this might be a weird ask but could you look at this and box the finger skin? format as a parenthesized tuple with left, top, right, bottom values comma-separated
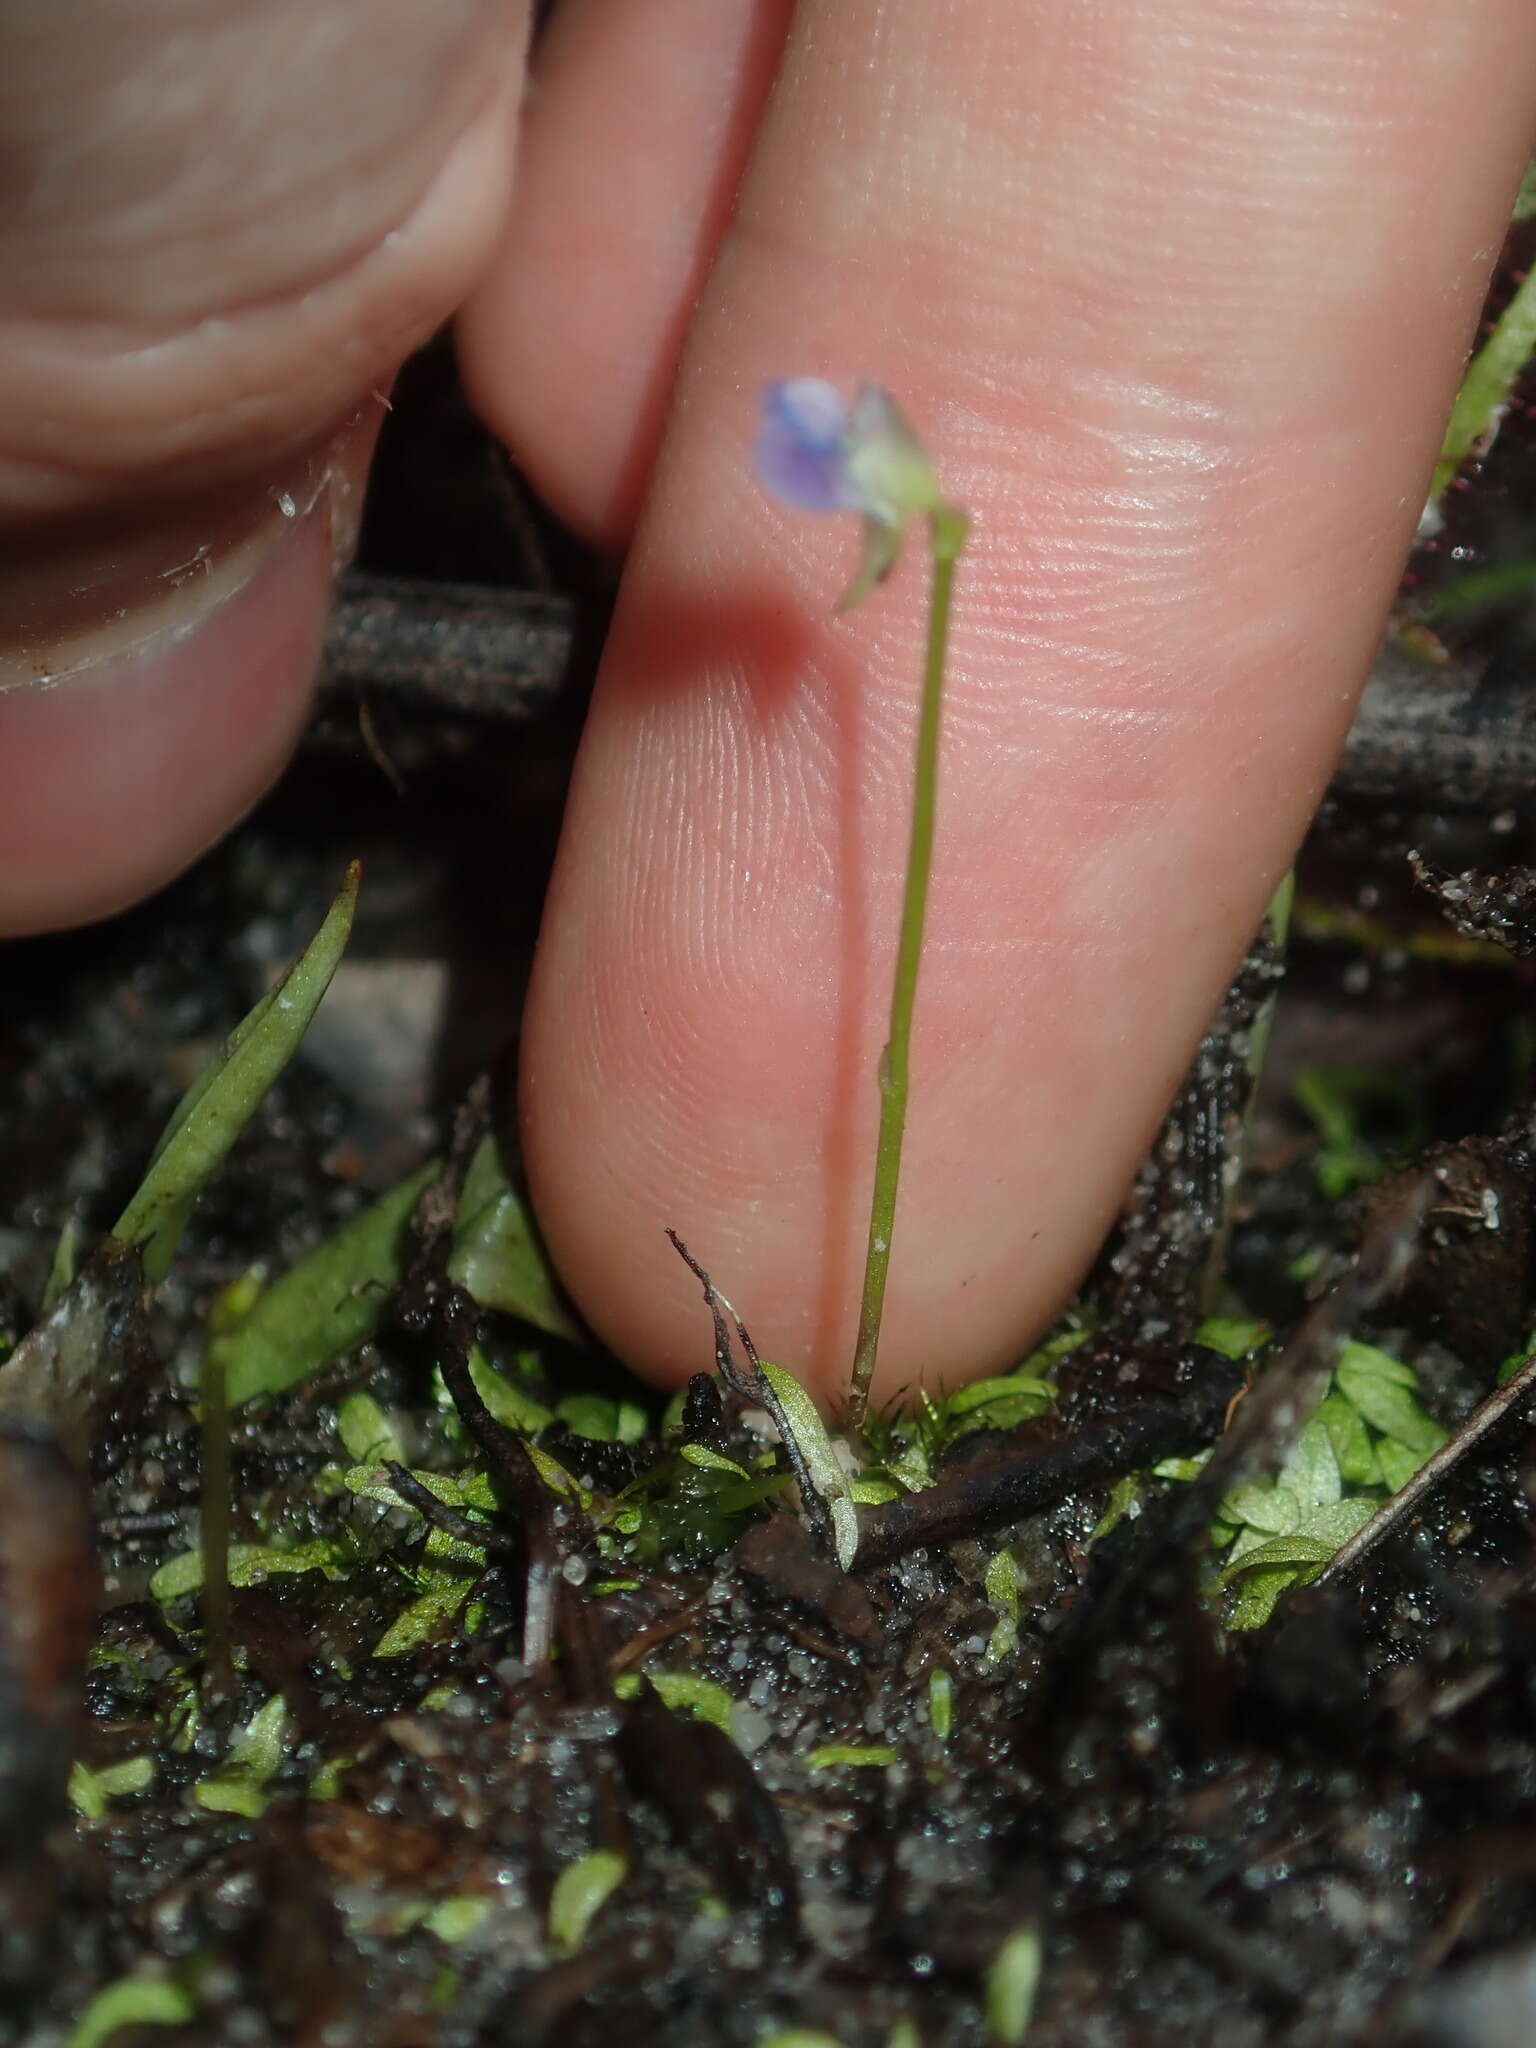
(0, 0, 529, 933)
(459, 0, 794, 548)
(510, 0, 1536, 1401)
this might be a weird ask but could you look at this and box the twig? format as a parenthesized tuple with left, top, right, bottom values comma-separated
(666, 1231, 837, 1560)
(1314, 1346, 1536, 1590)
(852, 1356, 1243, 1569)
(320, 572, 578, 719)
(381, 1461, 514, 1556)
(315, 575, 1536, 811)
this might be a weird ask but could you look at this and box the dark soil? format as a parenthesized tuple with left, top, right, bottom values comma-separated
(3, 261, 1536, 2048)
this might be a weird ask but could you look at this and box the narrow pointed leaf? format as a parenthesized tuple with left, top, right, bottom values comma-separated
(113, 865, 360, 1286)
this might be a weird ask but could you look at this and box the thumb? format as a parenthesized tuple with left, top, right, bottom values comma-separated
(0, 0, 528, 934)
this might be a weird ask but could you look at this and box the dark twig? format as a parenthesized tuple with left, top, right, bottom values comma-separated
(1339, 637, 1536, 810)
(665, 1231, 837, 1560)
(664, 1231, 759, 1405)
(321, 572, 578, 720)
(852, 1357, 1244, 1568)
(381, 1461, 514, 1557)
(1314, 1346, 1536, 1590)
(316, 578, 1536, 811)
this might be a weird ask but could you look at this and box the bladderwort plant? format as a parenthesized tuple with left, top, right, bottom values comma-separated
(756, 381, 969, 1431)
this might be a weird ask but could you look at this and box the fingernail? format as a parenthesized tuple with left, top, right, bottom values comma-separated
(0, 401, 384, 933)
(0, 400, 382, 697)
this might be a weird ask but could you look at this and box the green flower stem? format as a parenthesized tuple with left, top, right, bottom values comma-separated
(848, 503, 969, 1431)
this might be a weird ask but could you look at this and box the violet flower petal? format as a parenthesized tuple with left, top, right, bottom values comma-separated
(755, 379, 856, 513)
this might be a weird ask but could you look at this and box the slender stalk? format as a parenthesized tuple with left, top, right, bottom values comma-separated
(847, 505, 969, 1431)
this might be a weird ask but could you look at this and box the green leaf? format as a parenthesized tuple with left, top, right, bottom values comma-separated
(646, 1673, 736, 1736)
(548, 1849, 627, 1955)
(759, 1360, 859, 1570)
(1377, 1437, 1434, 1492)
(1287, 1413, 1342, 1513)
(1315, 1391, 1381, 1489)
(983, 1549, 1020, 1668)
(193, 1693, 289, 1817)
(1090, 1473, 1142, 1541)
(42, 1217, 81, 1314)
(985, 1924, 1043, 2046)
(1432, 265, 1536, 502)
(1195, 1317, 1270, 1361)
(68, 1755, 155, 1821)
(220, 1164, 434, 1406)
(114, 866, 359, 1286)
(524, 1442, 586, 1502)
(1151, 1456, 1208, 1483)
(421, 1896, 490, 1944)
(1222, 1482, 1301, 1537)
(373, 1575, 478, 1658)
(449, 1135, 579, 1341)
(151, 1538, 346, 1606)
(945, 1373, 1057, 1419)
(337, 1391, 404, 1466)
(928, 1668, 953, 1742)
(555, 1393, 649, 1444)
(680, 1444, 752, 1479)
(468, 1346, 554, 1433)
(1335, 1358, 1446, 1458)
(344, 1462, 492, 1512)
(1220, 1500, 1377, 1629)
(803, 1745, 897, 1770)
(68, 1972, 194, 2048)
(1334, 1340, 1419, 1389)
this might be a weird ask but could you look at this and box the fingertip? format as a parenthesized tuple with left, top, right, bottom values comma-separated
(0, 486, 337, 936)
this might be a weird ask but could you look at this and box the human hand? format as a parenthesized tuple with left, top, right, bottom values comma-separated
(4, 0, 1533, 1404)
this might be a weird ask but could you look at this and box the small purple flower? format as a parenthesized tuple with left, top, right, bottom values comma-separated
(756, 379, 944, 607)
(756, 379, 859, 514)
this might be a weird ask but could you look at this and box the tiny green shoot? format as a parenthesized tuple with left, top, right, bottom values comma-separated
(985, 1924, 1044, 2046)
(803, 1744, 897, 1771)
(113, 864, 359, 1286)
(67, 1972, 194, 2048)
(928, 1667, 954, 1742)
(548, 1849, 627, 1955)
